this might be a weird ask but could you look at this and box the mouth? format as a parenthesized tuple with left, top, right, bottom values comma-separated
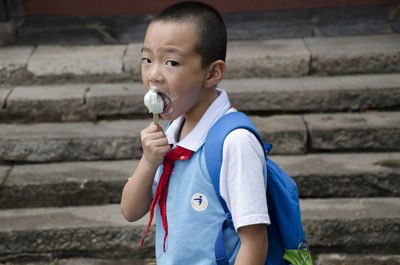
(151, 87, 170, 114)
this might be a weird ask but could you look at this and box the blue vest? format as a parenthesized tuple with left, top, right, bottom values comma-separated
(153, 104, 240, 264)
(154, 147, 240, 265)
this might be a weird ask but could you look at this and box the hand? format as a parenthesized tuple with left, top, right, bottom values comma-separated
(140, 122, 171, 168)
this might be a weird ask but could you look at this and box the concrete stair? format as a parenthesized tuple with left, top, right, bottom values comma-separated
(0, 33, 399, 264)
(0, 153, 399, 209)
(1, 34, 399, 85)
(0, 199, 399, 261)
(0, 112, 398, 163)
(1, 74, 399, 123)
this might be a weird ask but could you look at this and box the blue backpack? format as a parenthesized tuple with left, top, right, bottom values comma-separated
(204, 111, 313, 265)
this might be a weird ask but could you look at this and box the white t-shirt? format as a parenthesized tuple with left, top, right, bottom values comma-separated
(163, 89, 270, 231)
(221, 128, 270, 231)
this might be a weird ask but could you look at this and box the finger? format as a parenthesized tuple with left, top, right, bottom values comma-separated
(142, 123, 162, 134)
(151, 122, 164, 131)
(143, 145, 171, 162)
(143, 131, 167, 142)
(141, 129, 164, 143)
(148, 122, 164, 133)
(151, 137, 170, 148)
(142, 135, 169, 152)
(158, 145, 172, 155)
(144, 137, 170, 152)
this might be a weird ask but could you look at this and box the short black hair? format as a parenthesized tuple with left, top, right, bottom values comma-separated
(152, 1, 227, 68)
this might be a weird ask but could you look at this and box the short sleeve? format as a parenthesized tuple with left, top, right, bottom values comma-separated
(220, 128, 270, 231)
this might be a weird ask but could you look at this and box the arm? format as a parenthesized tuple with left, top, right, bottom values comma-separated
(120, 122, 170, 222)
(235, 224, 268, 265)
(220, 129, 270, 264)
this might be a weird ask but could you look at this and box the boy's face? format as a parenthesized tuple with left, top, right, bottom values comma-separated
(141, 21, 209, 121)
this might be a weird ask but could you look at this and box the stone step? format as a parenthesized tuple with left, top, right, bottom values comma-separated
(0, 34, 399, 85)
(0, 258, 157, 265)
(4, 254, 400, 265)
(0, 204, 154, 262)
(1, 73, 399, 123)
(0, 111, 399, 163)
(0, 198, 399, 262)
(0, 153, 399, 209)
(224, 73, 400, 114)
(303, 111, 400, 152)
(314, 254, 400, 265)
(0, 160, 135, 208)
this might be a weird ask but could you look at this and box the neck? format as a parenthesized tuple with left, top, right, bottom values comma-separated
(180, 88, 218, 140)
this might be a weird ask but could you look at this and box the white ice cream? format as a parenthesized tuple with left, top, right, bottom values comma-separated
(144, 88, 164, 114)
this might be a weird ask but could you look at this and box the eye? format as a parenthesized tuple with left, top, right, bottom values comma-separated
(166, 60, 180, 67)
(141, 57, 151, 64)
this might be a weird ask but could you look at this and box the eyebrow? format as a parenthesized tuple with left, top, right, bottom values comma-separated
(141, 46, 185, 57)
(141, 47, 150, 54)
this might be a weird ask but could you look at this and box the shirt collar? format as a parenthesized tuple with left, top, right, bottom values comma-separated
(165, 88, 231, 152)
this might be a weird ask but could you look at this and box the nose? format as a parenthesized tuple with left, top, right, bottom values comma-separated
(148, 63, 164, 84)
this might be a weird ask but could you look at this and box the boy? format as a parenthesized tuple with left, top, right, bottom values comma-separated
(120, 1, 269, 264)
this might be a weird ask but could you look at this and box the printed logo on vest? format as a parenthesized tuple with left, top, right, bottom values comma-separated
(191, 193, 208, 211)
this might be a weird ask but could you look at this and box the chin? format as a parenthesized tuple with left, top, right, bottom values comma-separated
(161, 112, 176, 121)
(163, 107, 186, 121)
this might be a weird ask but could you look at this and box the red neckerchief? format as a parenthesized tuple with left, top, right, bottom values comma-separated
(141, 145, 193, 251)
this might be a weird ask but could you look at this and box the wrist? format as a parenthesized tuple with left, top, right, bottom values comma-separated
(141, 155, 162, 172)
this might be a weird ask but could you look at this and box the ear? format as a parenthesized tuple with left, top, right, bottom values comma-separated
(204, 60, 226, 89)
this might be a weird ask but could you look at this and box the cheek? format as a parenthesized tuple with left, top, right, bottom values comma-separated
(173, 70, 204, 93)
(174, 86, 202, 115)
(162, 87, 196, 116)
(174, 81, 202, 102)
(141, 66, 149, 82)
